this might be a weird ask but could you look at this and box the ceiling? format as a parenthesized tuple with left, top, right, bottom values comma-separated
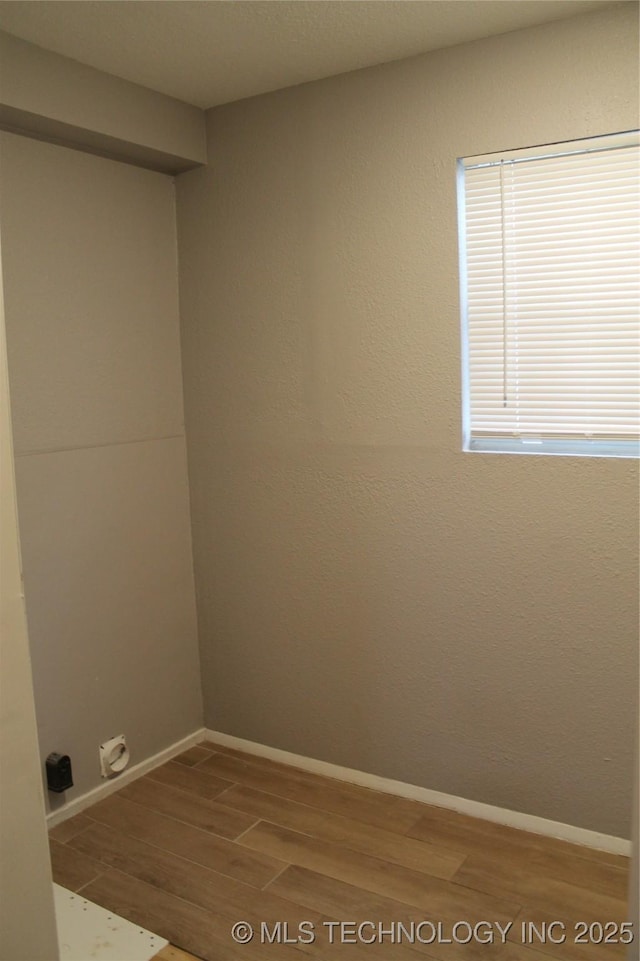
(0, 0, 619, 109)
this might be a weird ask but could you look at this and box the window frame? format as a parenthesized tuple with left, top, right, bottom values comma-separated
(457, 131, 640, 459)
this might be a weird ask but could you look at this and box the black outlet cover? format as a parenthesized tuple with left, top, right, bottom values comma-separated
(46, 752, 73, 793)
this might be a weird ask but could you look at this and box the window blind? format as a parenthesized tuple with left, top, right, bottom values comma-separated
(459, 132, 640, 457)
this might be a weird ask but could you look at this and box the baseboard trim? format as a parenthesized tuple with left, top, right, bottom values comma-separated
(204, 729, 631, 857)
(46, 727, 206, 829)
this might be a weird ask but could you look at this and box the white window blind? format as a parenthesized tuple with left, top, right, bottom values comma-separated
(459, 132, 640, 457)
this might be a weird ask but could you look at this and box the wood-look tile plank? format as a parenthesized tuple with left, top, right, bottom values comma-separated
(120, 775, 257, 839)
(266, 864, 448, 922)
(148, 759, 234, 800)
(199, 744, 334, 781)
(82, 868, 263, 961)
(48, 813, 94, 844)
(88, 794, 285, 887)
(474, 849, 627, 902)
(289, 924, 422, 961)
(174, 745, 216, 767)
(202, 745, 422, 821)
(49, 838, 103, 891)
(454, 854, 627, 923)
(498, 946, 572, 961)
(200, 741, 269, 757)
(242, 821, 519, 924)
(199, 753, 420, 833)
(269, 864, 522, 961)
(508, 907, 628, 961)
(268, 864, 426, 941)
(216, 784, 463, 879)
(408, 807, 628, 871)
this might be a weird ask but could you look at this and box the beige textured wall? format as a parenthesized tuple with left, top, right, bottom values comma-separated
(177, 4, 639, 838)
(0, 240, 59, 960)
(0, 31, 207, 172)
(0, 132, 203, 809)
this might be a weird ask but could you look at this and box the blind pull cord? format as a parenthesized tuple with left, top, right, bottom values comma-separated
(500, 160, 509, 408)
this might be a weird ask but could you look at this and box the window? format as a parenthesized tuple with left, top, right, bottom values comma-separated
(458, 131, 640, 457)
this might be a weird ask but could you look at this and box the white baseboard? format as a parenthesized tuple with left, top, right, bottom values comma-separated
(204, 729, 631, 857)
(48, 724, 630, 858)
(46, 727, 206, 829)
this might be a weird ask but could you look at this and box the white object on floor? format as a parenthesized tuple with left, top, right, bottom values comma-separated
(54, 884, 168, 961)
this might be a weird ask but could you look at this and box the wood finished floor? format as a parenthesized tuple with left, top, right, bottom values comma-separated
(49, 741, 631, 961)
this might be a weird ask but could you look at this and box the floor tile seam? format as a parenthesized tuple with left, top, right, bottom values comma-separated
(196, 747, 422, 815)
(103, 790, 269, 846)
(202, 773, 435, 841)
(257, 854, 526, 925)
(235, 816, 466, 885)
(67, 817, 288, 891)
